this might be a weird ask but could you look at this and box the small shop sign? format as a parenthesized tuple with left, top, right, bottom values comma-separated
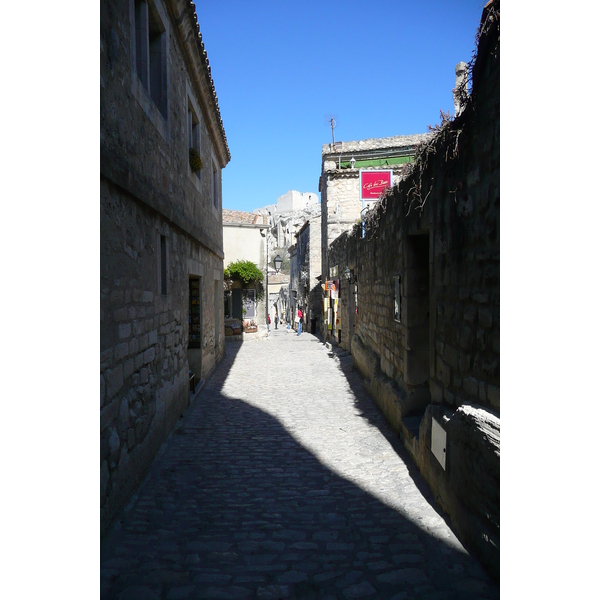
(359, 169, 393, 200)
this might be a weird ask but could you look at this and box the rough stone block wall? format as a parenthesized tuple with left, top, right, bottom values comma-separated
(101, 0, 228, 535)
(322, 134, 432, 157)
(100, 179, 224, 534)
(324, 0, 500, 578)
(277, 190, 319, 213)
(325, 176, 362, 235)
(320, 133, 433, 282)
(100, 0, 225, 254)
(309, 216, 322, 291)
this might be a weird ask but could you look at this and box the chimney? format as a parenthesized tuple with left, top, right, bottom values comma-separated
(454, 61, 468, 116)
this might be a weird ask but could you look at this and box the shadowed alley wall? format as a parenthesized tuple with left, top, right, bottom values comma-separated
(324, 0, 500, 579)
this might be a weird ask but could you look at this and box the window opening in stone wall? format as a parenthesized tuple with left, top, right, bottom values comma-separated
(189, 277, 201, 348)
(405, 233, 430, 386)
(160, 234, 167, 295)
(134, 1, 149, 90)
(214, 280, 220, 349)
(188, 99, 201, 180)
(394, 274, 402, 322)
(134, 0, 167, 119)
(212, 162, 218, 209)
(148, 3, 166, 117)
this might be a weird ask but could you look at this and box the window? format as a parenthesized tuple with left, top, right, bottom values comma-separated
(134, 1, 149, 90)
(188, 97, 201, 180)
(134, 0, 167, 119)
(189, 277, 201, 348)
(212, 162, 219, 209)
(160, 235, 167, 295)
(394, 274, 402, 322)
(214, 280, 220, 349)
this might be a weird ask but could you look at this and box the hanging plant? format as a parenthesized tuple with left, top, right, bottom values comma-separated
(189, 147, 203, 172)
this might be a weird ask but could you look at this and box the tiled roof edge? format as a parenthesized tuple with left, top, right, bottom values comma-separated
(185, 2, 231, 164)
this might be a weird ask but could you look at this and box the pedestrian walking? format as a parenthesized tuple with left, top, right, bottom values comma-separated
(274, 314, 278, 329)
(297, 307, 303, 336)
(267, 313, 271, 333)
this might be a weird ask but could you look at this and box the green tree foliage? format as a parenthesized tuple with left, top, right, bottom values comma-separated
(224, 260, 264, 285)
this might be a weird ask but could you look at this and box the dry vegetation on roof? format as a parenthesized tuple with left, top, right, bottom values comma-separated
(357, 0, 499, 241)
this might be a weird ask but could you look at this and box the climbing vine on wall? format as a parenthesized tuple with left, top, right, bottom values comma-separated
(223, 260, 265, 300)
(358, 0, 499, 242)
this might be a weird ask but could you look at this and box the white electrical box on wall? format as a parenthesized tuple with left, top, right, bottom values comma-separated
(431, 417, 447, 470)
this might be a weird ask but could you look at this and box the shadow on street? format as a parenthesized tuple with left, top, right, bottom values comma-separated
(101, 339, 498, 599)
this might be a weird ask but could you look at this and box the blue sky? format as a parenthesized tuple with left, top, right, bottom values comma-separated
(194, 1, 487, 212)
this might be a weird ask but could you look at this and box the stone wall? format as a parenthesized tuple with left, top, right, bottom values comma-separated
(319, 135, 431, 293)
(324, 0, 499, 579)
(323, 134, 433, 156)
(276, 190, 319, 213)
(295, 216, 322, 331)
(223, 223, 267, 272)
(101, 0, 229, 535)
(253, 195, 322, 266)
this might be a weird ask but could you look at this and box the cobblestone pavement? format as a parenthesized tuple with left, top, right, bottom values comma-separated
(101, 329, 500, 600)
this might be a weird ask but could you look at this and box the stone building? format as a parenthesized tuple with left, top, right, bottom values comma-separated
(267, 273, 290, 327)
(319, 133, 431, 296)
(222, 210, 268, 337)
(324, 0, 500, 579)
(288, 242, 298, 325)
(248, 190, 322, 327)
(293, 215, 322, 334)
(100, 0, 230, 535)
(253, 190, 321, 272)
(275, 190, 319, 214)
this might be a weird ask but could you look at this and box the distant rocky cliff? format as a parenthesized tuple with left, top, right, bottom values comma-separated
(253, 190, 321, 272)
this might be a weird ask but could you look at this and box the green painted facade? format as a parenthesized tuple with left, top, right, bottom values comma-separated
(339, 155, 414, 169)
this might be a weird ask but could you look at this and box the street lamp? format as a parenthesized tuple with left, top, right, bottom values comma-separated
(273, 254, 282, 273)
(344, 266, 357, 283)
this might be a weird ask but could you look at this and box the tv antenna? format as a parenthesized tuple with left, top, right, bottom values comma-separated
(325, 114, 340, 151)
(329, 116, 336, 145)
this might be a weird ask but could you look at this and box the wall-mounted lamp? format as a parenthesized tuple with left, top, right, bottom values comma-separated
(273, 254, 282, 273)
(343, 266, 357, 283)
(350, 156, 356, 170)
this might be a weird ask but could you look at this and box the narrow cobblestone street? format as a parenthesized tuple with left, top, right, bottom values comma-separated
(101, 329, 499, 600)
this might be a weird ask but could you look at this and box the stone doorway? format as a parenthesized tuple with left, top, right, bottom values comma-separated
(188, 276, 202, 382)
(404, 233, 430, 388)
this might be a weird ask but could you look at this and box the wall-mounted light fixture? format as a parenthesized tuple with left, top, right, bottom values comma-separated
(343, 266, 357, 283)
(350, 156, 356, 170)
(273, 254, 282, 273)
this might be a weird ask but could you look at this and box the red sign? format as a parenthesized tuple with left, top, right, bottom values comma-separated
(360, 170, 393, 200)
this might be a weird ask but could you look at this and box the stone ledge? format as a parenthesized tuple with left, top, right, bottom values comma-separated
(351, 334, 430, 432)
(414, 402, 500, 581)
